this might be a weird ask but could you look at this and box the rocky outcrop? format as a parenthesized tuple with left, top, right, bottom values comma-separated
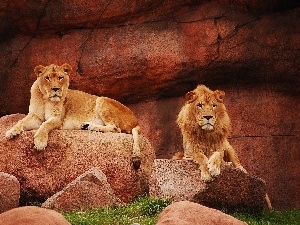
(42, 167, 122, 211)
(156, 201, 247, 225)
(0, 1, 299, 115)
(0, 206, 71, 225)
(0, 114, 155, 205)
(150, 159, 267, 213)
(0, 172, 20, 213)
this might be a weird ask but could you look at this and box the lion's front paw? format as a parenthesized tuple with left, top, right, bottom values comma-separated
(5, 127, 22, 139)
(201, 169, 213, 182)
(207, 153, 222, 177)
(34, 132, 48, 151)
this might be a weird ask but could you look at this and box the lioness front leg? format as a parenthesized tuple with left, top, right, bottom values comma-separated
(5, 113, 42, 139)
(207, 151, 223, 177)
(34, 117, 61, 150)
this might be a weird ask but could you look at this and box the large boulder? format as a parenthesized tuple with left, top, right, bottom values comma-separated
(156, 201, 247, 225)
(0, 114, 155, 205)
(0, 172, 20, 213)
(150, 159, 267, 213)
(0, 206, 71, 225)
(42, 167, 122, 211)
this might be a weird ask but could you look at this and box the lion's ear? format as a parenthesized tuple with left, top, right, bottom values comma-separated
(185, 91, 197, 103)
(214, 90, 225, 103)
(34, 65, 46, 77)
(61, 63, 72, 75)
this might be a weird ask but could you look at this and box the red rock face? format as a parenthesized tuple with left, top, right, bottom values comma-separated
(0, 0, 299, 210)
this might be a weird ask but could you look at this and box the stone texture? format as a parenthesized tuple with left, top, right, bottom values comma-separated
(0, 1, 299, 115)
(0, 0, 299, 211)
(150, 159, 267, 213)
(0, 172, 20, 213)
(156, 201, 247, 225)
(42, 167, 122, 211)
(0, 206, 71, 225)
(0, 114, 155, 205)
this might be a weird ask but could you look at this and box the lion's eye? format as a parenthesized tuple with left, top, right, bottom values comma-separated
(45, 76, 50, 81)
(197, 103, 203, 108)
(212, 104, 217, 108)
(58, 76, 64, 81)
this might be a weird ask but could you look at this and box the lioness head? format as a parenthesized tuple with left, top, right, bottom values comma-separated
(34, 63, 72, 102)
(185, 85, 227, 131)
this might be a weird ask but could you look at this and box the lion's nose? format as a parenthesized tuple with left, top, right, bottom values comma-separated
(203, 116, 213, 120)
(52, 87, 59, 92)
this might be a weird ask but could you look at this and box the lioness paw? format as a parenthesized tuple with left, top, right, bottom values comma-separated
(34, 134, 48, 151)
(207, 162, 221, 177)
(5, 128, 21, 139)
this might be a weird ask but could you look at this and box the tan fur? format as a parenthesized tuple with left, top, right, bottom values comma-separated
(5, 63, 142, 169)
(175, 84, 272, 210)
(175, 85, 246, 182)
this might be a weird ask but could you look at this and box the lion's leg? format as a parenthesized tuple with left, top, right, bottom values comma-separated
(5, 113, 42, 139)
(191, 151, 212, 182)
(224, 140, 247, 173)
(131, 126, 141, 169)
(34, 117, 61, 150)
(207, 151, 224, 177)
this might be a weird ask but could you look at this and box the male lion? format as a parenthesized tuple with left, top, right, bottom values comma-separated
(174, 84, 246, 182)
(5, 63, 142, 169)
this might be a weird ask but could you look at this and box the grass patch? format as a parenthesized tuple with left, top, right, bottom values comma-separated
(232, 209, 300, 225)
(62, 197, 300, 225)
(62, 197, 172, 225)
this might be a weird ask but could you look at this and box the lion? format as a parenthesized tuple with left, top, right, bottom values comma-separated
(174, 84, 247, 182)
(174, 84, 273, 209)
(5, 63, 142, 169)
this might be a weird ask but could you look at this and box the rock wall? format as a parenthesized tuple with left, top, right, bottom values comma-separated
(0, 0, 299, 210)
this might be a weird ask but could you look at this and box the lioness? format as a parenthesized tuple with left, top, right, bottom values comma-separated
(5, 63, 142, 169)
(174, 84, 246, 182)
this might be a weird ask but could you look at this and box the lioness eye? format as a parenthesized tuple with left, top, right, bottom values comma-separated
(212, 104, 217, 108)
(58, 76, 64, 81)
(197, 103, 203, 108)
(45, 76, 50, 81)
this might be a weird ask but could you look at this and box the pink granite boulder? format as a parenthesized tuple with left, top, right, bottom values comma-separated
(156, 201, 247, 225)
(42, 167, 122, 211)
(0, 172, 20, 213)
(0, 114, 155, 204)
(0, 206, 71, 225)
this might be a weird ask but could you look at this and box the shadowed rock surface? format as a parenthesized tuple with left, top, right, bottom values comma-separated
(150, 159, 267, 213)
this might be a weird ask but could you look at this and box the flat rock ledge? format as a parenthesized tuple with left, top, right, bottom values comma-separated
(0, 114, 155, 204)
(150, 159, 267, 213)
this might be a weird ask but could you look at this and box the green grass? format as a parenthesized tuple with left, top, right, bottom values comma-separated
(62, 197, 300, 225)
(62, 197, 172, 225)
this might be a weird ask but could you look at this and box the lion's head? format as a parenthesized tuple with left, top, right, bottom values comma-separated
(34, 63, 72, 102)
(177, 85, 231, 137)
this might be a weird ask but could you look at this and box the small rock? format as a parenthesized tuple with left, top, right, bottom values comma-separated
(0, 172, 20, 213)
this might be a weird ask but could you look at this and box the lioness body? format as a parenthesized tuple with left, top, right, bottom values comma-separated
(5, 63, 141, 168)
(175, 85, 246, 182)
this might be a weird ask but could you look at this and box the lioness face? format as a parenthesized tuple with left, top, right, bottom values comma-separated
(186, 85, 225, 131)
(34, 63, 72, 102)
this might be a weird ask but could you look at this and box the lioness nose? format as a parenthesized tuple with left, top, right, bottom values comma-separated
(203, 116, 213, 120)
(52, 87, 59, 92)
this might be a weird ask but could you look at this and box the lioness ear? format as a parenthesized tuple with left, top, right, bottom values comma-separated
(214, 90, 225, 103)
(34, 65, 46, 77)
(185, 91, 197, 103)
(61, 63, 72, 75)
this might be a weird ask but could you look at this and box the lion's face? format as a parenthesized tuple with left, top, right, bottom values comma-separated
(185, 85, 226, 131)
(34, 63, 72, 102)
